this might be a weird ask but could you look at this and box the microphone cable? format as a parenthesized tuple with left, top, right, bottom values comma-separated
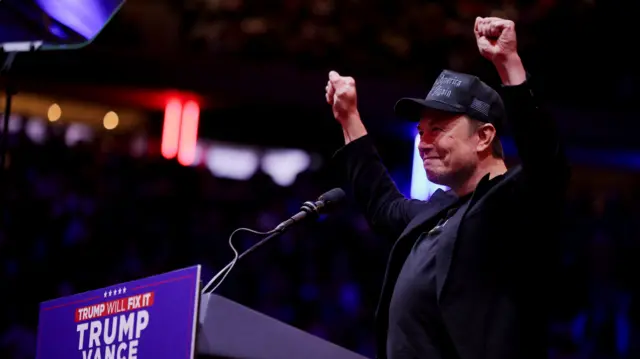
(201, 226, 279, 295)
(200, 188, 345, 295)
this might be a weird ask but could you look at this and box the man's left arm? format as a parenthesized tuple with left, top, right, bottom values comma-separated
(497, 54, 569, 192)
(476, 17, 570, 193)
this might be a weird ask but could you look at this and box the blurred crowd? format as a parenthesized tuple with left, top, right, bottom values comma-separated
(157, 0, 639, 110)
(178, 0, 599, 76)
(1, 128, 640, 359)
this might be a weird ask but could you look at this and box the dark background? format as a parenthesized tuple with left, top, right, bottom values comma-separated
(3, 0, 640, 358)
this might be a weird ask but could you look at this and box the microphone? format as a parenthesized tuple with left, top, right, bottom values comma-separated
(274, 188, 346, 232)
(201, 188, 346, 294)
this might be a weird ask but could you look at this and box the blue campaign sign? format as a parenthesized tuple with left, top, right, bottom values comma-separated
(36, 265, 201, 359)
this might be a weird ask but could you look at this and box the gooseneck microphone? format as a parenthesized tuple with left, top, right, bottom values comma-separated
(274, 188, 346, 232)
(201, 188, 346, 294)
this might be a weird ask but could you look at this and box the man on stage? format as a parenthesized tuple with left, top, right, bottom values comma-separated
(326, 17, 569, 359)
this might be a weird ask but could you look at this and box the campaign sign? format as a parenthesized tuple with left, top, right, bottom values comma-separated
(36, 265, 201, 359)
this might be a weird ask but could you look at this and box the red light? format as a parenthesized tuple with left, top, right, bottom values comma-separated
(161, 99, 183, 159)
(177, 101, 200, 166)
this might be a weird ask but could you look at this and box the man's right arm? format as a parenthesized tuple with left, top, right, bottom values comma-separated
(333, 115, 429, 240)
(326, 71, 428, 240)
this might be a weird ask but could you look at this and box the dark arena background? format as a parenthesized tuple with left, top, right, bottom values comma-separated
(2, 1, 640, 358)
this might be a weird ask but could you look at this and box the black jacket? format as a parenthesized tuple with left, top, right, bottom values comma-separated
(334, 78, 570, 359)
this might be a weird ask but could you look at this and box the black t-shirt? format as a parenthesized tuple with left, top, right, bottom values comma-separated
(386, 194, 471, 359)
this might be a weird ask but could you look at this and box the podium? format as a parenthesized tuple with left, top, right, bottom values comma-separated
(198, 293, 368, 359)
(35, 265, 370, 359)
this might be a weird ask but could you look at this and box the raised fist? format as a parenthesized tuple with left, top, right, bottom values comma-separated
(474, 17, 518, 63)
(326, 71, 358, 124)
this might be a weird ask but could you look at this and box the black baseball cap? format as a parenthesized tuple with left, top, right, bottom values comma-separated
(394, 70, 506, 134)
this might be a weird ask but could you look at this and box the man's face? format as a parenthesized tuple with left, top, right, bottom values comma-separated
(417, 111, 479, 187)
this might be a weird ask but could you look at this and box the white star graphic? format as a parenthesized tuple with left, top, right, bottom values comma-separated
(122, 287, 127, 294)
(117, 288, 122, 295)
(108, 290, 113, 297)
(104, 291, 107, 298)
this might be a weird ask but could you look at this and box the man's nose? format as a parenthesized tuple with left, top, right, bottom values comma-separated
(418, 141, 434, 157)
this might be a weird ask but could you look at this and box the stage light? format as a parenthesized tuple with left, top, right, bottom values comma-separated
(66, 123, 93, 146)
(47, 104, 61, 122)
(161, 99, 182, 159)
(103, 111, 118, 130)
(25, 117, 47, 144)
(177, 101, 200, 166)
(261, 149, 311, 186)
(205, 145, 259, 180)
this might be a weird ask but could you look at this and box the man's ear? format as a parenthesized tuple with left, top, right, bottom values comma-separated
(475, 123, 497, 153)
